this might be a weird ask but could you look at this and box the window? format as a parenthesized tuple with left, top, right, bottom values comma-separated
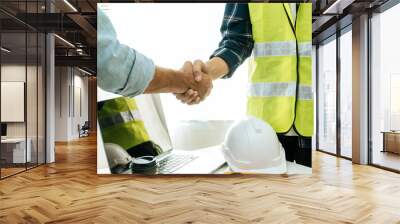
(316, 27, 353, 159)
(317, 37, 337, 154)
(390, 75, 400, 130)
(370, 3, 400, 171)
(339, 29, 352, 158)
(0, 1, 46, 179)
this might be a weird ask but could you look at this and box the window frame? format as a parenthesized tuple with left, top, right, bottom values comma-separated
(367, 1, 400, 173)
(315, 24, 352, 161)
(315, 0, 400, 173)
(0, 0, 48, 180)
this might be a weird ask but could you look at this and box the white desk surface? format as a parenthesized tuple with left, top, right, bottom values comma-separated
(1, 138, 28, 143)
(216, 161, 312, 175)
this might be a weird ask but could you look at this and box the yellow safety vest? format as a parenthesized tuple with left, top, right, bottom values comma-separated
(247, 3, 313, 137)
(98, 97, 150, 150)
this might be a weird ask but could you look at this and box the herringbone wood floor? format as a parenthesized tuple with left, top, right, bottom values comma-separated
(1, 134, 400, 224)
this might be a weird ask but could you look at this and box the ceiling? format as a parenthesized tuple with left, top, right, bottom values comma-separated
(312, 0, 391, 43)
(0, 0, 99, 74)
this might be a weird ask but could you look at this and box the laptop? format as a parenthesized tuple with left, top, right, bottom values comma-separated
(97, 93, 226, 175)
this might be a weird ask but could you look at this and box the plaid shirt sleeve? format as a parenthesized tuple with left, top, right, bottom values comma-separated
(210, 3, 254, 78)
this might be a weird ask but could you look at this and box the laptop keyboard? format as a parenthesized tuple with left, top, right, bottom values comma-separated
(157, 154, 198, 174)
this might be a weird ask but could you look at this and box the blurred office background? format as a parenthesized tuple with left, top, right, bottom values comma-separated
(0, 0, 97, 179)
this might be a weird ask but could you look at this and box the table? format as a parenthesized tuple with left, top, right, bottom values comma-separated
(381, 131, 400, 154)
(1, 138, 32, 164)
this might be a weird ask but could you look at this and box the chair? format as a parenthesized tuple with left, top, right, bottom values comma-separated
(78, 121, 90, 138)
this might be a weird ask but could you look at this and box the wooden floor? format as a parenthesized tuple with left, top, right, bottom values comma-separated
(1, 163, 45, 178)
(1, 167, 26, 178)
(1, 135, 400, 224)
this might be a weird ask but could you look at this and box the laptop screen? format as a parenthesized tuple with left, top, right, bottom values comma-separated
(134, 94, 173, 153)
(98, 93, 173, 158)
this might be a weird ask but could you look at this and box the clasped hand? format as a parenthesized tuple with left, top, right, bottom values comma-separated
(174, 60, 212, 105)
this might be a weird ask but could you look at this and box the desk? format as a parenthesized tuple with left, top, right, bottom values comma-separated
(215, 161, 312, 174)
(381, 131, 400, 154)
(1, 138, 31, 164)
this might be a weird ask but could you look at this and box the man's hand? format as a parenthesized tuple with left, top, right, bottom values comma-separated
(144, 62, 205, 95)
(143, 57, 226, 98)
(176, 61, 200, 104)
(175, 60, 213, 105)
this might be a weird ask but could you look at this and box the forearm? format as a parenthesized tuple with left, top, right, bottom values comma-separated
(204, 57, 230, 80)
(98, 9, 156, 97)
(209, 3, 253, 78)
(144, 66, 193, 94)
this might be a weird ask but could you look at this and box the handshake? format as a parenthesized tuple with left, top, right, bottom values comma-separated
(172, 60, 213, 105)
(146, 57, 227, 104)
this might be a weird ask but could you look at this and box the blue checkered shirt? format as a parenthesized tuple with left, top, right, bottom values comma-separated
(210, 3, 254, 78)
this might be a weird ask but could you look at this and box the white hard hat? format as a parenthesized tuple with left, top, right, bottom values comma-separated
(104, 143, 132, 169)
(222, 116, 287, 174)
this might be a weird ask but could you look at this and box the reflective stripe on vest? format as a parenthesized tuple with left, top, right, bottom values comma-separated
(248, 3, 313, 137)
(99, 109, 142, 128)
(98, 97, 149, 150)
(248, 83, 312, 100)
(253, 41, 311, 57)
(298, 42, 312, 56)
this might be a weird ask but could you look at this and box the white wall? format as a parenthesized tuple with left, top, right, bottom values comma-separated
(104, 4, 248, 124)
(55, 67, 89, 141)
(71, 73, 89, 138)
(1, 65, 36, 138)
(55, 66, 68, 141)
(1, 63, 46, 163)
(73, 71, 89, 139)
(1, 66, 26, 138)
(100, 3, 248, 149)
